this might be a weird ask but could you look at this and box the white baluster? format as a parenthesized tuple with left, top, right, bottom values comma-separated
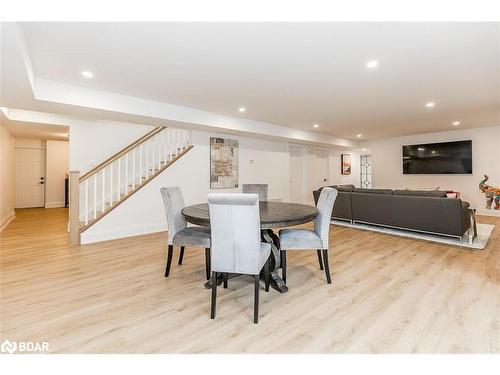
(101, 168, 105, 213)
(164, 128, 170, 164)
(117, 158, 121, 200)
(139, 144, 143, 184)
(110, 163, 113, 207)
(125, 152, 129, 195)
(149, 136, 156, 174)
(158, 132, 162, 169)
(93, 174, 97, 220)
(132, 148, 136, 189)
(84, 179, 89, 225)
(173, 129, 177, 157)
(146, 142, 149, 178)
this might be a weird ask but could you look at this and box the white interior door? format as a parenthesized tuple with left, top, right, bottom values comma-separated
(315, 149, 329, 189)
(15, 148, 46, 208)
(289, 145, 305, 203)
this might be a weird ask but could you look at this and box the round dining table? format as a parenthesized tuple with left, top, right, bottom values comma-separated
(181, 201, 318, 293)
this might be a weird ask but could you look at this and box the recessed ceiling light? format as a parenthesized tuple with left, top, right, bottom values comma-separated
(238, 107, 246, 113)
(81, 70, 93, 78)
(356, 134, 363, 138)
(432, 150, 436, 154)
(366, 60, 378, 69)
(313, 124, 319, 128)
(425, 102, 435, 108)
(452, 121, 461, 126)
(418, 147, 425, 151)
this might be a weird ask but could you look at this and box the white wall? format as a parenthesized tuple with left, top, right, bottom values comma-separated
(299, 147, 361, 205)
(0, 125, 16, 230)
(15, 138, 46, 149)
(45, 140, 69, 208)
(69, 122, 291, 243)
(70, 120, 153, 174)
(365, 126, 500, 211)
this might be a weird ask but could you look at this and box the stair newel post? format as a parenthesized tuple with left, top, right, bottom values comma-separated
(69, 170, 81, 245)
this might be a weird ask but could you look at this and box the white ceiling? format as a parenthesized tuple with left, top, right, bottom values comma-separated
(1, 113, 69, 141)
(6, 22, 500, 140)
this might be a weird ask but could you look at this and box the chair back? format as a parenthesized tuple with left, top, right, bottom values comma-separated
(314, 187, 338, 249)
(242, 184, 268, 201)
(208, 193, 262, 274)
(160, 186, 187, 245)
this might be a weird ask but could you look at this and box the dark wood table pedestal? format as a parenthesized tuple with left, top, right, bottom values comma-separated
(203, 228, 288, 293)
(185, 201, 318, 294)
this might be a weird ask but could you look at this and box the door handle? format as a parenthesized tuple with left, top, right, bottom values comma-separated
(40, 177, 45, 180)
(40, 181, 44, 184)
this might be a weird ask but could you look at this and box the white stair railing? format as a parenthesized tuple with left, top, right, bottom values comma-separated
(78, 127, 192, 226)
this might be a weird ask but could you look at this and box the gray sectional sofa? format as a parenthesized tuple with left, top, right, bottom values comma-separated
(313, 185, 471, 239)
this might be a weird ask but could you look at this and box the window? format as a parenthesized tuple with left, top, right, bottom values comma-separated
(360, 155, 372, 189)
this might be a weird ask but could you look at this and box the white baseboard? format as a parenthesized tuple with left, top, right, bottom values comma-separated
(81, 222, 167, 244)
(0, 210, 15, 232)
(45, 201, 66, 208)
(476, 208, 500, 217)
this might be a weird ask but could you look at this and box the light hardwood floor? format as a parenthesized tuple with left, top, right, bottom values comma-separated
(1, 208, 499, 353)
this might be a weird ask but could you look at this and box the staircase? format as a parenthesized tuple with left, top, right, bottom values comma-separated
(71, 126, 193, 241)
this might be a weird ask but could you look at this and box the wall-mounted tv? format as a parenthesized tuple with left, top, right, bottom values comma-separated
(402, 140, 472, 174)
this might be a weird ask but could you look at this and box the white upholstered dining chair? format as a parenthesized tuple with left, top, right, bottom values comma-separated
(279, 187, 338, 284)
(207, 193, 271, 324)
(160, 187, 211, 279)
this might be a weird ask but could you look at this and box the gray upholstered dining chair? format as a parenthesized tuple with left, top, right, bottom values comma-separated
(160, 187, 211, 279)
(278, 187, 338, 284)
(207, 193, 271, 324)
(242, 184, 268, 201)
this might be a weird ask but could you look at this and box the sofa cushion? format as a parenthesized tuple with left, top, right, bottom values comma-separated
(332, 184, 355, 192)
(353, 188, 393, 195)
(393, 189, 447, 198)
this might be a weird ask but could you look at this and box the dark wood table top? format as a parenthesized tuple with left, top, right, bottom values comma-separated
(182, 201, 318, 229)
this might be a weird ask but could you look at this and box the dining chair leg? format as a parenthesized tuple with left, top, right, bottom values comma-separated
(254, 275, 260, 324)
(317, 249, 324, 270)
(205, 248, 211, 280)
(211, 271, 217, 319)
(322, 249, 332, 284)
(178, 246, 185, 265)
(223, 273, 228, 288)
(264, 257, 270, 292)
(281, 250, 287, 284)
(165, 245, 173, 277)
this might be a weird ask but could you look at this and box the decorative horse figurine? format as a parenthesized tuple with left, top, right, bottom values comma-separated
(479, 175, 500, 210)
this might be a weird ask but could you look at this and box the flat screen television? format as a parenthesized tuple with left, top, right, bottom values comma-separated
(402, 140, 472, 174)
